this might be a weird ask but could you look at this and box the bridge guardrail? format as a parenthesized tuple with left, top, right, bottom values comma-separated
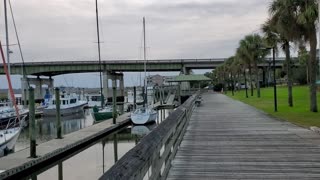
(99, 92, 200, 180)
(0, 57, 295, 67)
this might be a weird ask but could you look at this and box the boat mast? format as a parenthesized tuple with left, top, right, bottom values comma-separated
(4, 0, 10, 76)
(0, 41, 20, 120)
(4, 0, 11, 103)
(143, 17, 147, 108)
(95, 0, 104, 108)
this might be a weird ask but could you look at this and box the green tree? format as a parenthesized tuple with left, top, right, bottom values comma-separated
(263, 0, 300, 107)
(236, 34, 268, 98)
(269, 0, 318, 112)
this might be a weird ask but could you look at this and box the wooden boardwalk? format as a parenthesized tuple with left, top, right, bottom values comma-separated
(167, 93, 320, 179)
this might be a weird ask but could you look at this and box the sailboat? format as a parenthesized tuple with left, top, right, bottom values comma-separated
(130, 17, 157, 125)
(91, 0, 113, 123)
(0, 0, 26, 155)
(0, 46, 25, 155)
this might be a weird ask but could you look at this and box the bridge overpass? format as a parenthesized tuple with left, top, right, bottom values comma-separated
(0, 58, 295, 76)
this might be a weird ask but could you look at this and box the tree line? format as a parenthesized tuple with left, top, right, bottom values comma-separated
(210, 0, 319, 112)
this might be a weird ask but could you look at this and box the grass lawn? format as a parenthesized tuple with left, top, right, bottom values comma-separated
(226, 86, 320, 128)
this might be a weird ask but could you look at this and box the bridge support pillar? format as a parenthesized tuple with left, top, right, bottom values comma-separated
(119, 74, 124, 97)
(34, 77, 43, 100)
(180, 66, 191, 92)
(103, 71, 111, 101)
(21, 77, 54, 104)
(48, 77, 54, 96)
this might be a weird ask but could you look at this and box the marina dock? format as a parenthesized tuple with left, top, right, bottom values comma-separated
(0, 113, 131, 179)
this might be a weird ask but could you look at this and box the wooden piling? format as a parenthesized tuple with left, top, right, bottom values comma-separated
(29, 87, 36, 158)
(133, 86, 136, 110)
(58, 162, 63, 180)
(112, 86, 117, 124)
(55, 88, 62, 139)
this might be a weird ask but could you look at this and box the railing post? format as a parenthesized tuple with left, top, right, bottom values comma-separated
(29, 87, 36, 158)
(55, 88, 62, 139)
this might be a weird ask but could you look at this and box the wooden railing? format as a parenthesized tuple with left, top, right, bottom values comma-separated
(100, 93, 199, 180)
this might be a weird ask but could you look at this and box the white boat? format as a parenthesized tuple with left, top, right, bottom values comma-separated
(131, 107, 157, 125)
(0, 116, 26, 156)
(130, 17, 157, 125)
(43, 93, 88, 116)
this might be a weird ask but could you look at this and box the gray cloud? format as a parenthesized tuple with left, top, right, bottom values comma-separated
(0, 0, 273, 88)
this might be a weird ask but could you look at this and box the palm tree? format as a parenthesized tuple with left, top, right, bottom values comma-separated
(224, 57, 237, 95)
(237, 34, 268, 98)
(269, 0, 318, 112)
(295, 0, 318, 112)
(237, 38, 254, 97)
(262, 17, 294, 107)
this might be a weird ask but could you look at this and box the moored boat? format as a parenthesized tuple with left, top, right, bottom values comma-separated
(91, 106, 113, 122)
(43, 93, 87, 116)
(131, 107, 157, 125)
(130, 17, 157, 125)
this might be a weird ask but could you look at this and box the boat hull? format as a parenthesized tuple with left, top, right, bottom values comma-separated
(0, 127, 20, 156)
(92, 111, 113, 122)
(43, 103, 87, 116)
(131, 110, 157, 125)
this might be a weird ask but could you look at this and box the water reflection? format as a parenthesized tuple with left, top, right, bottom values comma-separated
(131, 123, 157, 136)
(15, 110, 93, 152)
(23, 127, 134, 180)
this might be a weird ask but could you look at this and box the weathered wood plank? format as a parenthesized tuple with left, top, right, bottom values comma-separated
(167, 93, 320, 179)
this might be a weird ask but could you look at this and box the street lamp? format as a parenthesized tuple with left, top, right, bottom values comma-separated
(272, 47, 278, 112)
(261, 47, 278, 112)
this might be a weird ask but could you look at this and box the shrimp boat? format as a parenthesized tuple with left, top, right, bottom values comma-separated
(131, 17, 157, 125)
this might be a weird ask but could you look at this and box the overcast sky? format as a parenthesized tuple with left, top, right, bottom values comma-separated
(0, 0, 273, 88)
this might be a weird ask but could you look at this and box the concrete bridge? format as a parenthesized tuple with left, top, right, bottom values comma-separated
(0, 58, 296, 76)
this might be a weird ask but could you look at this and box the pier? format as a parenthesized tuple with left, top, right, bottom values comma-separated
(101, 92, 320, 179)
(168, 93, 320, 179)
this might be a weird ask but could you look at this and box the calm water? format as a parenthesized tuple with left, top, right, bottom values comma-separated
(6, 105, 171, 179)
(15, 109, 94, 152)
